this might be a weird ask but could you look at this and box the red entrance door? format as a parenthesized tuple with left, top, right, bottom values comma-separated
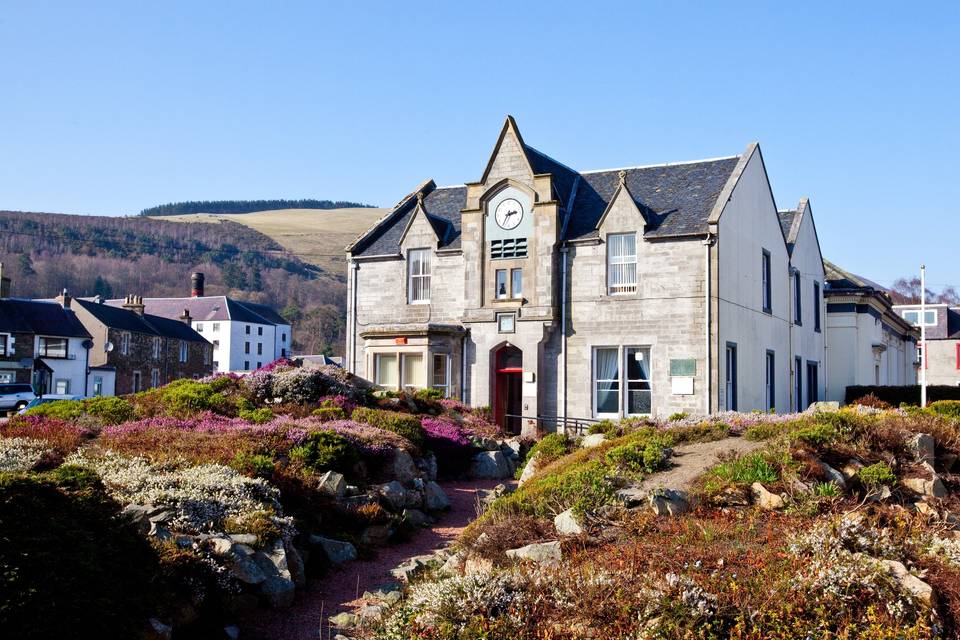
(493, 345, 523, 434)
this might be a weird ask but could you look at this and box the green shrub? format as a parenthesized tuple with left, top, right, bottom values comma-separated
(312, 406, 346, 421)
(587, 420, 618, 436)
(790, 422, 837, 446)
(495, 458, 617, 518)
(24, 400, 84, 421)
(351, 407, 425, 448)
(605, 435, 672, 474)
(859, 461, 896, 487)
(708, 453, 778, 486)
(47, 464, 101, 490)
(414, 387, 445, 402)
(514, 433, 572, 479)
(238, 407, 274, 424)
(83, 396, 134, 424)
(743, 422, 788, 441)
(289, 430, 358, 473)
(224, 509, 281, 544)
(668, 412, 689, 422)
(155, 379, 230, 417)
(929, 400, 960, 419)
(231, 451, 275, 477)
(208, 375, 238, 393)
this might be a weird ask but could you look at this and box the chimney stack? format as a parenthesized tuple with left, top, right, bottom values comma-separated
(0, 262, 10, 298)
(56, 288, 72, 309)
(122, 294, 145, 316)
(191, 272, 205, 298)
(180, 308, 192, 325)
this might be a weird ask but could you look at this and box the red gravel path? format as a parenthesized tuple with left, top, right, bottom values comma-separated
(242, 479, 504, 639)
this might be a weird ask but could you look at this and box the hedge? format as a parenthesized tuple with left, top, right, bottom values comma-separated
(845, 385, 960, 406)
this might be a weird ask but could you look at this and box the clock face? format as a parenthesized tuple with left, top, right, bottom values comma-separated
(494, 198, 523, 230)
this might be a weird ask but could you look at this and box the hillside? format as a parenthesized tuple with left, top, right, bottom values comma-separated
(158, 207, 388, 273)
(140, 199, 374, 217)
(0, 210, 351, 355)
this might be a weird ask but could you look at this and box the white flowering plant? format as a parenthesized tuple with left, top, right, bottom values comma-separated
(0, 436, 53, 472)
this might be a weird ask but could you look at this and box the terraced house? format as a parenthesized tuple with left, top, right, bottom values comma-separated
(346, 117, 827, 435)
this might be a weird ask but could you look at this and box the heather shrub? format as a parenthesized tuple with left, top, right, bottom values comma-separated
(858, 462, 896, 488)
(231, 451, 275, 477)
(312, 405, 346, 421)
(790, 421, 838, 446)
(238, 407, 274, 424)
(422, 417, 476, 476)
(23, 399, 84, 421)
(352, 407, 426, 448)
(270, 368, 328, 404)
(47, 463, 101, 490)
(1, 415, 92, 457)
(83, 396, 135, 424)
(587, 419, 618, 437)
(144, 379, 230, 418)
(289, 430, 359, 474)
(0, 437, 53, 472)
(414, 387, 445, 402)
(668, 411, 689, 422)
(929, 400, 960, 419)
(605, 433, 672, 474)
(852, 393, 893, 410)
(224, 508, 283, 543)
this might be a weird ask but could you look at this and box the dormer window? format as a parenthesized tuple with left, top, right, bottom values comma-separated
(607, 233, 637, 295)
(408, 248, 431, 304)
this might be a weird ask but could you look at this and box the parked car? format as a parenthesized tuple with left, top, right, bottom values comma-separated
(0, 383, 38, 412)
(17, 394, 85, 415)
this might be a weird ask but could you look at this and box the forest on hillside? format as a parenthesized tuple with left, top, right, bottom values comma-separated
(140, 199, 373, 217)
(0, 211, 347, 356)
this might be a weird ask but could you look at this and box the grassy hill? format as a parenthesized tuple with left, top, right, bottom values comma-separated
(157, 207, 388, 273)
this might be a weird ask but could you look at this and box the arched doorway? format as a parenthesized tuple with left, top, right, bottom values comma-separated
(493, 344, 522, 434)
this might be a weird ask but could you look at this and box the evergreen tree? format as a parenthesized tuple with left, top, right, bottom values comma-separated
(18, 253, 36, 276)
(92, 276, 113, 299)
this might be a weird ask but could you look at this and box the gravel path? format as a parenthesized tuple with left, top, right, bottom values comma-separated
(242, 478, 505, 640)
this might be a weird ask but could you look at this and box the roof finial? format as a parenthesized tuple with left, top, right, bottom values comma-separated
(416, 191, 425, 207)
(618, 170, 627, 186)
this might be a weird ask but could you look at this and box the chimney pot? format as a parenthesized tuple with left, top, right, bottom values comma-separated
(191, 272, 205, 298)
(180, 308, 192, 325)
(56, 288, 72, 309)
(122, 293, 145, 316)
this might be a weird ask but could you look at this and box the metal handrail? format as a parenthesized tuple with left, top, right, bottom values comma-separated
(505, 413, 600, 436)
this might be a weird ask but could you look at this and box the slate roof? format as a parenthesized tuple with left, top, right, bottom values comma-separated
(350, 146, 741, 257)
(0, 299, 91, 338)
(75, 298, 207, 342)
(777, 209, 799, 254)
(105, 296, 289, 327)
(948, 308, 960, 339)
(823, 259, 891, 294)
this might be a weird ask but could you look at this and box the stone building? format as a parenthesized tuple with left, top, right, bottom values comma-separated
(346, 117, 827, 434)
(73, 296, 213, 395)
(824, 261, 918, 400)
(893, 302, 959, 387)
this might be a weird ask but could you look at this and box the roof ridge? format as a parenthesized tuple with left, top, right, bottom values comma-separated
(580, 155, 740, 175)
(524, 144, 579, 175)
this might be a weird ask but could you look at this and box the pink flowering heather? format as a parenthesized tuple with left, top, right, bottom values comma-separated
(1, 415, 93, 455)
(197, 371, 242, 384)
(318, 394, 357, 416)
(421, 417, 472, 447)
(255, 357, 295, 373)
(439, 398, 471, 413)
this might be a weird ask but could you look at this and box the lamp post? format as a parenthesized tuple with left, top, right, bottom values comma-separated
(921, 264, 927, 408)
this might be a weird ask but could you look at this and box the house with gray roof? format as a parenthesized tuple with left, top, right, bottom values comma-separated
(346, 117, 828, 434)
(106, 273, 292, 374)
(892, 300, 957, 387)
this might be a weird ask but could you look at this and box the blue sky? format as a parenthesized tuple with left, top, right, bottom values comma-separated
(1, 1, 957, 287)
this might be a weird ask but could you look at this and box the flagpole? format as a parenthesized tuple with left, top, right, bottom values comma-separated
(921, 264, 927, 408)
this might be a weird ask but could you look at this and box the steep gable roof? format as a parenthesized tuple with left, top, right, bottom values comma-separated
(824, 259, 891, 294)
(0, 299, 91, 338)
(352, 185, 467, 256)
(74, 298, 207, 342)
(105, 296, 287, 327)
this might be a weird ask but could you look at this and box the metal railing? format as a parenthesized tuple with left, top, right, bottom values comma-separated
(505, 414, 600, 436)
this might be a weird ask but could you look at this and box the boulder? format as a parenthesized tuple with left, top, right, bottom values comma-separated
(359, 603, 385, 622)
(580, 433, 607, 449)
(424, 481, 451, 511)
(649, 489, 690, 516)
(329, 612, 360, 629)
(517, 451, 541, 486)
(910, 433, 936, 466)
(361, 524, 392, 546)
(228, 533, 258, 546)
(506, 540, 563, 564)
(402, 508, 431, 527)
(840, 460, 864, 481)
(817, 461, 847, 490)
(255, 539, 292, 581)
(318, 470, 346, 497)
(229, 553, 267, 585)
(122, 504, 154, 534)
(554, 508, 585, 535)
(903, 475, 948, 498)
(285, 541, 307, 588)
(223, 626, 240, 640)
(470, 450, 513, 479)
(503, 438, 523, 459)
(379, 480, 407, 511)
(208, 536, 234, 556)
(880, 559, 936, 605)
(439, 551, 464, 576)
(260, 575, 295, 608)
(420, 451, 438, 481)
(147, 618, 172, 640)
(807, 401, 840, 413)
(310, 535, 358, 565)
(391, 557, 428, 582)
(403, 489, 424, 509)
(751, 483, 785, 510)
(473, 436, 501, 451)
(392, 449, 418, 482)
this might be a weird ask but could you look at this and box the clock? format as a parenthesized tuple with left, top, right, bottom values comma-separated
(494, 198, 523, 230)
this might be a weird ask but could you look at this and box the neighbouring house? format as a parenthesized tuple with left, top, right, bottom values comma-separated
(108, 273, 292, 373)
(893, 302, 959, 387)
(72, 295, 213, 396)
(345, 116, 827, 434)
(0, 273, 93, 395)
(824, 261, 918, 400)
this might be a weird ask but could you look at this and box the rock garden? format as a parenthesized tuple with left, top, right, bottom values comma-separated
(0, 359, 520, 639)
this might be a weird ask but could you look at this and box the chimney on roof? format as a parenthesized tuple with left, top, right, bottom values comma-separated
(55, 288, 72, 309)
(180, 308, 192, 325)
(122, 294, 145, 316)
(0, 262, 10, 298)
(191, 272, 205, 298)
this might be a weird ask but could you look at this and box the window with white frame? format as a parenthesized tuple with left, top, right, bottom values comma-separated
(902, 309, 938, 327)
(401, 353, 425, 389)
(54, 379, 69, 394)
(120, 331, 131, 356)
(0, 334, 7, 357)
(432, 354, 450, 397)
(150, 369, 160, 388)
(593, 345, 651, 417)
(92, 376, 103, 396)
(38, 337, 68, 358)
(151, 337, 161, 360)
(196, 323, 203, 332)
(374, 353, 399, 388)
(408, 249, 431, 303)
(495, 269, 508, 300)
(511, 269, 522, 299)
(212, 322, 220, 332)
(179, 341, 188, 363)
(607, 233, 637, 294)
